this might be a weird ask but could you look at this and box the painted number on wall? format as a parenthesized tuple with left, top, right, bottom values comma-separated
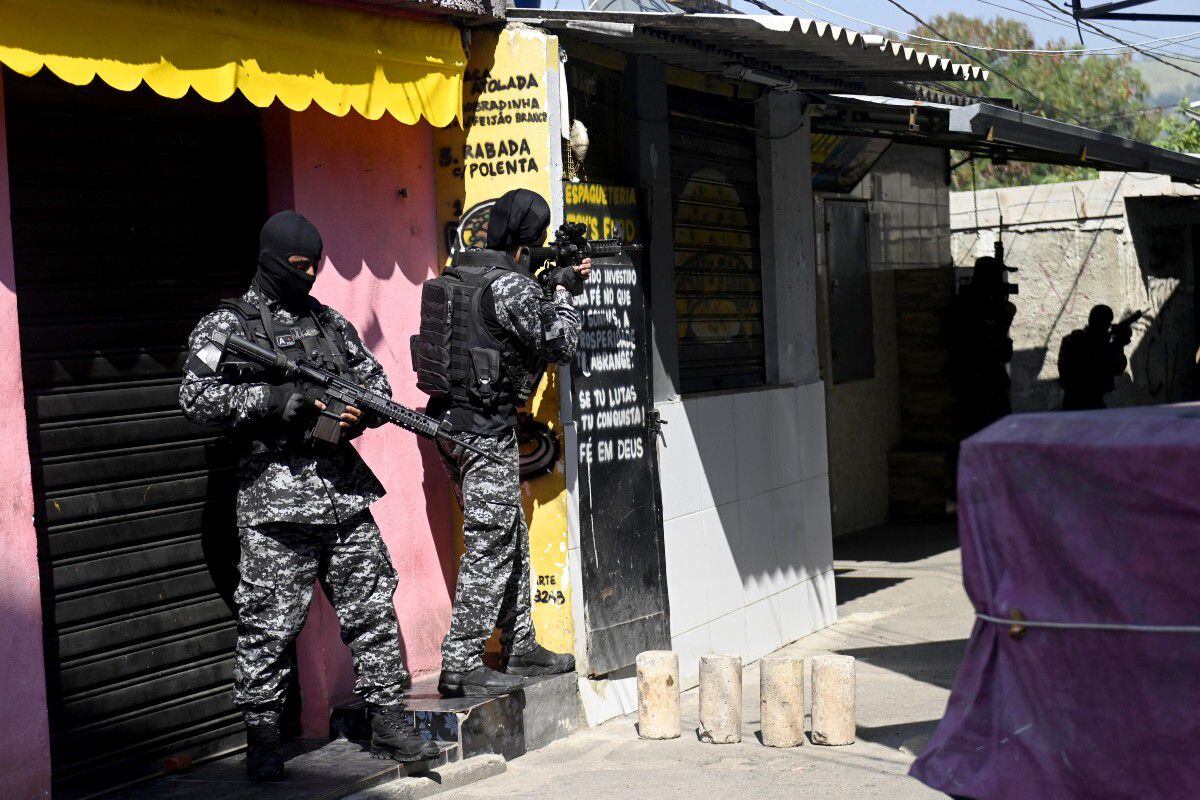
(535, 574, 566, 605)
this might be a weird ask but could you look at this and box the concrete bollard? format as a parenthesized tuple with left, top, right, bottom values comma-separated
(810, 654, 856, 746)
(698, 654, 742, 744)
(759, 655, 805, 747)
(636, 651, 680, 739)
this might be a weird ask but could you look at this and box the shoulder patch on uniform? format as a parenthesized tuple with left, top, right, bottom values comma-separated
(190, 339, 224, 375)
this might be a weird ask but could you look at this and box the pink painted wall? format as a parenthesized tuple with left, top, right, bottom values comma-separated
(0, 75, 53, 800)
(264, 107, 456, 736)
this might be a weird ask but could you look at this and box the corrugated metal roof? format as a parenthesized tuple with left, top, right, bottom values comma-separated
(507, 10, 987, 95)
(815, 95, 1200, 182)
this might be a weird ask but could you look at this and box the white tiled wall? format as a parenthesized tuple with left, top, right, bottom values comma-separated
(654, 381, 836, 688)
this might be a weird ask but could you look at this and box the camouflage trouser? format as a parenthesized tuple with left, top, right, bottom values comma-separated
(438, 432, 537, 672)
(233, 510, 408, 725)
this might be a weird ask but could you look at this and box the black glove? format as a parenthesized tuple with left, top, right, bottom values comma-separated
(542, 264, 586, 296)
(265, 382, 317, 424)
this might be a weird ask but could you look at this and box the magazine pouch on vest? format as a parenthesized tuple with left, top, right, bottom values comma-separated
(412, 251, 515, 412)
(219, 298, 351, 377)
(217, 297, 353, 446)
(411, 277, 454, 398)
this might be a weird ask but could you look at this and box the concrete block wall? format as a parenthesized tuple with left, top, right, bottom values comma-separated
(951, 172, 1200, 411)
(654, 383, 836, 689)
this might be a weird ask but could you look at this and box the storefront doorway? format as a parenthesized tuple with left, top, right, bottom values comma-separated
(5, 71, 266, 798)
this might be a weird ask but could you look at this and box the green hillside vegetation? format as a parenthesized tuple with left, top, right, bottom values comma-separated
(1155, 98, 1200, 154)
(1137, 57, 1200, 108)
(901, 14, 1183, 189)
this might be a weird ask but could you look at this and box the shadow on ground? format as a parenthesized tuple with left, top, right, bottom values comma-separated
(833, 574, 909, 604)
(836, 639, 968, 690)
(855, 720, 941, 750)
(834, 521, 959, 563)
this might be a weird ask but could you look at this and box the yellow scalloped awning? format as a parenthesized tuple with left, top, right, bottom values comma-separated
(0, 0, 465, 126)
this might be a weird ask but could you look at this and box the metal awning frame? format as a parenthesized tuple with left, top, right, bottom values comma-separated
(813, 96, 1200, 183)
(510, 10, 1200, 182)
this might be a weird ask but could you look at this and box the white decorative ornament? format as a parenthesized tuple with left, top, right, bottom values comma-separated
(568, 119, 590, 181)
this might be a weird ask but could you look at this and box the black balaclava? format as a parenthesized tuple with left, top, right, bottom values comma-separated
(254, 211, 323, 308)
(486, 189, 551, 251)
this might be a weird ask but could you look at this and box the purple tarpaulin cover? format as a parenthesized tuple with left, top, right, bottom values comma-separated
(910, 405, 1200, 800)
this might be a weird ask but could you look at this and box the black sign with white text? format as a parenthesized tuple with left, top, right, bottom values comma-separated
(565, 183, 670, 675)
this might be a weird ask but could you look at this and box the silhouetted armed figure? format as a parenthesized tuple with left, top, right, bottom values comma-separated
(952, 256, 1017, 436)
(1058, 304, 1138, 411)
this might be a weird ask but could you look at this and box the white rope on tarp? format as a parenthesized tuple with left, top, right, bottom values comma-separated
(976, 612, 1200, 635)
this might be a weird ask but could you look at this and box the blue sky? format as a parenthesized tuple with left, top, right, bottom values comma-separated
(551, 0, 1200, 58)
(835, 0, 1200, 53)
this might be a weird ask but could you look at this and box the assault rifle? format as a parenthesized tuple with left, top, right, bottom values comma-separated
(1111, 311, 1144, 346)
(528, 222, 642, 296)
(211, 331, 503, 464)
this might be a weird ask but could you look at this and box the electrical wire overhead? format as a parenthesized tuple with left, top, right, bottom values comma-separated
(1009, 0, 1200, 58)
(777, 0, 1200, 54)
(1035, 0, 1200, 80)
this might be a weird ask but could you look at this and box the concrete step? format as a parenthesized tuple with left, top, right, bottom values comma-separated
(107, 673, 582, 800)
(107, 738, 454, 800)
(331, 672, 584, 762)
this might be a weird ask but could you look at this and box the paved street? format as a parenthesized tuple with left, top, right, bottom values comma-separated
(436, 523, 972, 800)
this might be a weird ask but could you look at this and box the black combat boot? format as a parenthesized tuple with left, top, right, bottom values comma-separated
(438, 666, 524, 697)
(504, 644, 575, 677)
(369, 705, 440, 763)
(245, 722, 286, 783)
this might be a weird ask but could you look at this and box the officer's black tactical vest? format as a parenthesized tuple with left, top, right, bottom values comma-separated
(413, 250, 529, 434)
(221, 297, 352, 378)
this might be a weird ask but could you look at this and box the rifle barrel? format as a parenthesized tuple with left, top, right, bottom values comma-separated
(586, 240, 640, 258)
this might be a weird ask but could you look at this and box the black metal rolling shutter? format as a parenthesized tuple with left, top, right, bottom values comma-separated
(669, 87, 765, 394)
(5, 74, 265, 798)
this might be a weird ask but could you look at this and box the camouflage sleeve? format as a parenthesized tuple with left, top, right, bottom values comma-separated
(178, 310, 273, 429)
(326, 309, 392, 399)
(489, 273, 581, 364)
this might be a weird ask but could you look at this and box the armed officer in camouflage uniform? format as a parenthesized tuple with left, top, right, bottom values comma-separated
(416, 189, 587, 697)
(180, 211, 437, 781)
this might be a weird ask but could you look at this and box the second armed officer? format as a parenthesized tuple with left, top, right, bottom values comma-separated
(414, 189, 588, 697)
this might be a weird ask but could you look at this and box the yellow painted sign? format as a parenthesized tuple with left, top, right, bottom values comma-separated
(563, 183, 639, 242)
(433, 27, 574, 657)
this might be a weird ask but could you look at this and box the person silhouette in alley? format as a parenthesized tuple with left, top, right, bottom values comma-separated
(952, 256, 1017, 436)
(1057, 304, 1138, 411)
